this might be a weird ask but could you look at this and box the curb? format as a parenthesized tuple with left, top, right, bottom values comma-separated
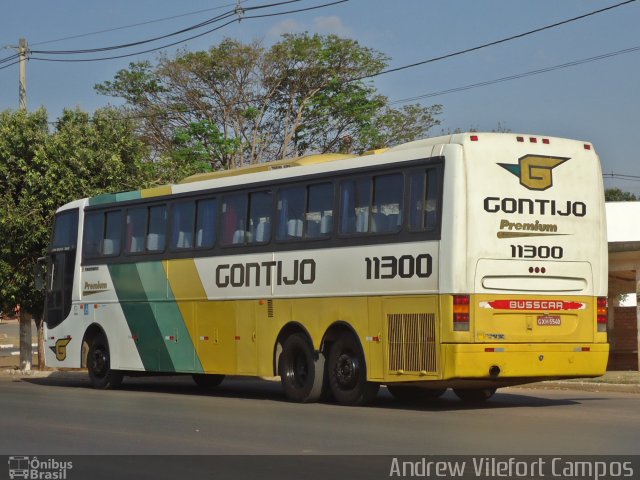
(521, 381, 640, 394)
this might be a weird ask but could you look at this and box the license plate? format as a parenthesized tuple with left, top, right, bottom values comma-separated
(537, 315, 561, 326)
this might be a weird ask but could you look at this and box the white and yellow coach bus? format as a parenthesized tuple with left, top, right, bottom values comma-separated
(41, 132, 609, 404)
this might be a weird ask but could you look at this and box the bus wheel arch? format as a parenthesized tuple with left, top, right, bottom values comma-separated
(80, 323, 105, 368)
(82, 324, 123, 390)
(274, 323, 324, 403)
(273, 322, 314, 376)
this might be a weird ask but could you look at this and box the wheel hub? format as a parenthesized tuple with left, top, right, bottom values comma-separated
(335, 353, 359, 389)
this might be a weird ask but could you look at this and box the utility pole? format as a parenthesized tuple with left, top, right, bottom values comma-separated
(18, 38, 28, 110)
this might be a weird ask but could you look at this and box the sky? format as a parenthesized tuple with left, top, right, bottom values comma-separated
(1, 0, 638, 194)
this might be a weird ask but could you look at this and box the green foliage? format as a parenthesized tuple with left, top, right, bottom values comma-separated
(96, 33, 441, 171)
(0, 108, 150, 314)
(605, 187, 637, 202)
(162, 120, 241, 182)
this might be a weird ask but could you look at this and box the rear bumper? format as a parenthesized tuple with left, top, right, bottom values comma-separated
(442, 342, 609, 381)
(382, 342, 609, 387)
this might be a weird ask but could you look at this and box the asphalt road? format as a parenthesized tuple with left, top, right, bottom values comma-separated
(1, 374, 639, 456)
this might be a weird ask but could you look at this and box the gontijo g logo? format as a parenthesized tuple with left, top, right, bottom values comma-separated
(499, 155, 569, 191)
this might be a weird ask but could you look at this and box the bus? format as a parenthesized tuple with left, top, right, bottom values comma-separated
(39, 132, 609, 405)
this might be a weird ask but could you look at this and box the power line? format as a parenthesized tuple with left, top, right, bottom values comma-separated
(29, 0, 347, 63)
(30, 2, 244, 47)
(390, 45, 640, 104)
(356, 0, 637, 82)
(0, 53, 20, 65)
(31, 1, 304, 56)
(604, 173, 640, 182)
(0, 58, 20, 72)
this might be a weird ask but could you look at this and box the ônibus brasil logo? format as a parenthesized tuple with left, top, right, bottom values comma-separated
(8, 456, 73, 479)
(498, 155, 569, 191)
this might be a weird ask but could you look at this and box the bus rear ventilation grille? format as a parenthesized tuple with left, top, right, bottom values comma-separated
(267, 299, 274, 318)
(388, 313, 437, 374)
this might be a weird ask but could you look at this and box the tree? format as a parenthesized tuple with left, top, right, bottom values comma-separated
(605, 187, 637, 201)
(96, 34, 442, 181)
(0, 107, 150, 368)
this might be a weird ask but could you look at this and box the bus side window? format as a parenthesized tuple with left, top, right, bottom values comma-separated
(371, 173, 403, 233)
(221, 194, 248, 245)
(172, 202, 196, 250)
(104, 211, 122, 255)
(277, 187, 305, 241)
(147, 205, 166, 252)
(340, 178, 371, 234)
(248, 191, 272, 244)
(83, 213, 103, 257)
(306, 182, 333, 238)
(126, 207, 147, 253)
(195, 198, 217, 249)
(409, 168, 440, 231)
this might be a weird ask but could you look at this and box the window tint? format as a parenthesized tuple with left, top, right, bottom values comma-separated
(307, 183, 333, 238)
(83, 210, 122, 257)
(126, 207, 147, 253)
(340, 174, 404, 235)
(277, 187, 305, 241)
(371, 174, 403, 233)
(172, 202, 196, 249)
(195, 198, 217, 249)
(409, 168, 440, 231)
(248, 191, 272, 244)
(221, 194, 248, 245)
(340, 178, 371, 234)
(221, 192, 271, 245)
(52, 210, 79, 249)
(147, 205, 166, 252)
(83, 213, 103, 257)
(104, 211, 123, 255)
(277, 183, 334, 241)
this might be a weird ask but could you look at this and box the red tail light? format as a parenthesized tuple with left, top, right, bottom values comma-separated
(596, 296, 608, 332)
(453, 295, 470, 331)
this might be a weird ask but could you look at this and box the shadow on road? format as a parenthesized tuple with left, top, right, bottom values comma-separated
(19, 372, 586, 411)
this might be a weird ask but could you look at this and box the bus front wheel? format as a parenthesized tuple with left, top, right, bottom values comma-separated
(328, 332, 379, 406)
(453, 387, 497, 402)
(279, 333, 325, 403)
(87, 333, 123, 390)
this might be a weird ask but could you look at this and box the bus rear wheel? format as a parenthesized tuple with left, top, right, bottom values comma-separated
(328, 332, 379, 406)
(387, 385, 446, 401)
(87, 333, 123, 390)
(453, 387, 497, 402)
(279, 333, 325, 403)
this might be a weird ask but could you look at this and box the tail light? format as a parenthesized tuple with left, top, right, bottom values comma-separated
(453, 295, 470, 331)
(596, 297, 608, 332)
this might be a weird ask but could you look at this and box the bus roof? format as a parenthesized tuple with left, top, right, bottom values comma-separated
(76, 132, 594, 209)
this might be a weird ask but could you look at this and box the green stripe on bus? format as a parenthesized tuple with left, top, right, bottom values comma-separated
(108, 263, 175, 372)
(136, 262, 203, 373)
(89, 190, 141, 206)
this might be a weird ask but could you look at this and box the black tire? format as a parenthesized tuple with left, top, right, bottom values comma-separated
(328, 332, 379, 406)
(87, 332, 123, 390)
(192, 373, 225, 389)
(387, 385, 446, 401)
(279, 333, 325, 403)
(453, 387, 497, 402)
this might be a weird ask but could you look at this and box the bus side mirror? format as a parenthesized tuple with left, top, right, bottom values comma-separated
(34, 257, 46, 292)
